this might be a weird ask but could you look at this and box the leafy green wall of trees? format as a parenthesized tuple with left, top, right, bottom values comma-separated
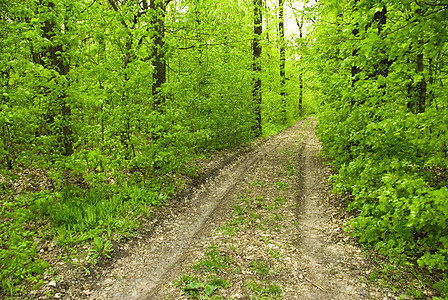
(311, 0, 448, 293)
(0, 0, 308, 295)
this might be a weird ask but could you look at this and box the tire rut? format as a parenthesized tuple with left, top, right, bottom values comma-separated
(294, 121, 366, 299)
(90, 122, 297, 299)
(91, 118, 391, 299)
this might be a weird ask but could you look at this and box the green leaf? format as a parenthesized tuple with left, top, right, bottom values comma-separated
(185, 281, 202, 290)
(204, 284, 218, 296)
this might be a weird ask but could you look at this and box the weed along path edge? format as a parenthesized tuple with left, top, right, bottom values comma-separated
(90, 118, 391, 299)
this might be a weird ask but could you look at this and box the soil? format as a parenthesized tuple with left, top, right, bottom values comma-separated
(33, 117, 434, 299)
(78, 117, 391, 299)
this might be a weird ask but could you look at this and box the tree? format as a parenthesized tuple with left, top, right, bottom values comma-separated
(310, 1, 448, 289)
(278, 0, 286, 122)
(252, 0, 263, 136)
(150, 0, 172, 109)
(291, 2, 306, 115)
(29, 1, 74, 157)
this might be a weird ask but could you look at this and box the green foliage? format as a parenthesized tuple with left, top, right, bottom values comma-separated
(90, 237, 113, 261)
(0, 194, 49, 294)
(0, 180, 168, 296)
(274, 181, 288, 191)
(433, 277, 448, 297)
(34, 183, 166, 246)
(194, 245, 233, 274)
(174, 274, 230, 298)
(283, 162, 295, 176)
(250, 260, 271, 277)
(311, 0, 448, 294)
(245, 279, 281, 299)
(0, 0, 311, 295)
(174, 275, 203, 298)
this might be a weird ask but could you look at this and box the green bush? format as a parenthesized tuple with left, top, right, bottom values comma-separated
(0, 194, 50, 295)
(311, 2, 448, 294)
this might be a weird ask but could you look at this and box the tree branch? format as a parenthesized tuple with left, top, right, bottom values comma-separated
(81, 0, 98, 14)
(107, 0, 129, 28)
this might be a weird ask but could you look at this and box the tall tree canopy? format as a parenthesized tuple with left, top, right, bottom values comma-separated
(0, 0, 304, 175)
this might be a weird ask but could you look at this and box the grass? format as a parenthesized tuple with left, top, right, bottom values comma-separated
(174, 189, 289, 299)
(245, 279, 282, 299)
(232, 204, 249, 216)
(0, 180, 171, 297)
(363, 258, 447, 299)
(1, 192, 51, 297)
(274, 181, 288, 191)
(283, 162, 295, 176)
(193, 245, 233, 274)
(267, 249, 281, 260)
(249, 181, 268, 187)
(174, 246, 232, 298)
(250, 260, 271, 277)
(173, 275, 230, 299)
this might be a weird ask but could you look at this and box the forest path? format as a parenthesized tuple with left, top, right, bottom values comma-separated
(90, 118, 391, 299)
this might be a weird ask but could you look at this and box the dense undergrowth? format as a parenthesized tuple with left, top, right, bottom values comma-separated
(317, 105, 448, 295)
(311, 0, 448, 296)
(0, 170, 175, 296)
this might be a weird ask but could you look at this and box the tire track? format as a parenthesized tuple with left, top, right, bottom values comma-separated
(90, 121, 301, 299)
(91, 118, 392, 299)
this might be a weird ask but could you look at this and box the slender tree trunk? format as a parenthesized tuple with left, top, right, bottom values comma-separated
(293, 7, 304, 116)
(252, 0, 263, 137)
(107, 0, 137, 157)
(151, 0, 169, 110)
(351, 0, 360, 102)
(350, 26, 360, 106)
(1, 67, 13, 169)
(351, 5, 388, 106)
(417, 51, 426, 113)
(278, 0, 286, 122)
(2, 122, 13, 170)
(428, 57, 435, 109)
(298, 28, 303, 115)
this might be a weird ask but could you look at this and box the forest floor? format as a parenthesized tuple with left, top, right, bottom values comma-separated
(47, 118, 431, 299)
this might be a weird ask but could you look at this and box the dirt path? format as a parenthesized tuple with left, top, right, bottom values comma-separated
(89, 118, 392, 299)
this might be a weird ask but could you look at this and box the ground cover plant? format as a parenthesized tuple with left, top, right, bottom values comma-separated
(0, 176, 170, 297)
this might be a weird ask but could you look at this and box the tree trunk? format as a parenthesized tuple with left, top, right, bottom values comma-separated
(298, 72, 303, 114)
(350, 24, 360, 106)
(35, 1, 73, 156)
(107, 0, 137, 156)
(417, 52, 426, 113)
(151, 0, 168, 110)
(292, 6, 304, 116)
(428, 57, 435, 109)
(252, 0, 263, 137)
(351, 6, 388, 106)
(278, 0, 286, 123)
